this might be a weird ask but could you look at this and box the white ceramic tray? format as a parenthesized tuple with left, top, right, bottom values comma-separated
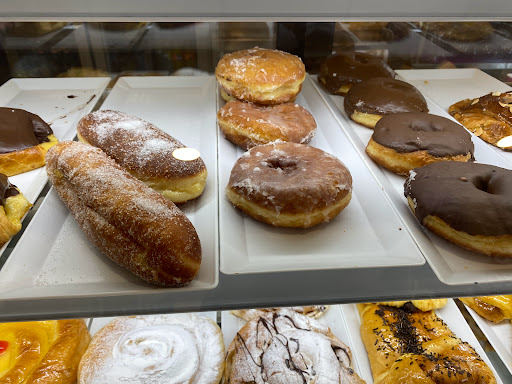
(89, 311, 217, 337)
(221, 305, 372, 383)
(218, 76, 425, 274)
(342, 299, 504, 384)
(396, 68, 512, 167)
(464, 304, 512, 377)
(0, 76, 218, 299)
(0, 77, 110, 203)
(312, 74, 512, 285)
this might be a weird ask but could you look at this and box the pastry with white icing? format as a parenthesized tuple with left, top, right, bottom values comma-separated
(223, 309, 366, 384)
(78, 314, 225, 384)
(231, 305, 329, 320)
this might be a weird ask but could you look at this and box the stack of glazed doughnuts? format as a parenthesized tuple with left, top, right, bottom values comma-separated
(216, 47, 317, 150)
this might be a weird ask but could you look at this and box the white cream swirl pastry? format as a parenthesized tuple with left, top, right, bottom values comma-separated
(78, 314, 225, 384)
(223, 309, 366, 384)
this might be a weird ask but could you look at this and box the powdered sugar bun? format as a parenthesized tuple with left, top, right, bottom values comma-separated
(223, 309, 365, 384)
(77, 110, 207, 203)
(79, 314, 225, 384)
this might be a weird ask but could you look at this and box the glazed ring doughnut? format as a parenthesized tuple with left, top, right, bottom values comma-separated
(449, 91, 512, 151)
(215, 47, 306, 105)
(404, 161, 512, 257)
(366, 112, 474, 175)
(344, 77, 428, 128)
(226, 142, 352, 228)
(217, 100, 316, 150)
(318, 52, 394, 95)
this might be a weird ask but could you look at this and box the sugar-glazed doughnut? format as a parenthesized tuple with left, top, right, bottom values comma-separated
(404, 161, 512, 257)
(215, 47, 306, 105)
(226, 142, 352, 228)
(217, 100, 316, 150)
(366, 112, 474, 175)
(344, 77, 428, 128)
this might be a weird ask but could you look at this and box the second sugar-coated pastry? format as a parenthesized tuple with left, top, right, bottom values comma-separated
(460, 296, 512, 323)
(344, 77, 428, 128)
(366, 112, 474, 175)
(226, 142, 352, 228)
(215, 47, 306, 105)
(0, 107, 58, 176)
(217, 100, 316, 150)
(359, 303, 496, 384)
(0, 173, 32, 246)
(79, 314, 225, 384)
(223, 309, 366, 384)
(318, 52, 394, 95)
(404, 161, 512, 257)
(77, 110, 207, 203)
(231, 305, 329, 321)
(449, 91, 512, 151)
(46, 141, 201, 286)
(0, 319, 90, 384)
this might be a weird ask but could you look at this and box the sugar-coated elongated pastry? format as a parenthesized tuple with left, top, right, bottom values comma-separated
(46, 141, 201, 287)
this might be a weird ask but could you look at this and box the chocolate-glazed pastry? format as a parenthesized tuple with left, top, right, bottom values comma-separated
(366, 112, 474, 175)
(359, 303, 497, 384)
(404, 161, 512, 257)
(0, 173, 31, 246)
(449, 91, 512, 151)
(318, 52, 394, 95)
(344, 78, 428, 129)
(0, 108, 58, 176)
(223, 309, 366, 384)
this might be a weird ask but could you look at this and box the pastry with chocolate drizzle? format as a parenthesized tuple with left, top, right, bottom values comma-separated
(223, 309, 365, 383)
(0, 173, 32, 246)
(359, 303, 496, 384)
(0, 107, 58, 176)
(449, 91, 512, 151)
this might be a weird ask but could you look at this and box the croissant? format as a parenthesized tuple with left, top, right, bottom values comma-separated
(460, 296, 512, 323)
(374, 299, 447, 312)
(359, 303, 496, 384)
(231, 305, 329, 321)
(223, 309, 366, 384)
(0, 319, 90, 384)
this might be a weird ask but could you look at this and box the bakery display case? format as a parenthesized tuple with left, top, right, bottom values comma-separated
(1, 0, 512, 381)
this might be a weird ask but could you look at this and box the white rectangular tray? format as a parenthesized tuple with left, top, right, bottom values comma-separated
(312, 74, 512, 285)
(396, 68, 512, 167)
(221, 305, 372, 382)
(218, 75, 425, 274)
(0, 77, 110, 203)
(341, 299, 504, 384)
(0, 76, 218, 299)
(464, 304, 512, 377)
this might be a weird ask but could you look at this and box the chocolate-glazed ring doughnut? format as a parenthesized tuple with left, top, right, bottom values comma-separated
(366, 112, 474, 175)
(226, 142, 352, 228)
(404, 161, 512, 257)
(344, 78, 428, 128)
(318, 52, 394, 95)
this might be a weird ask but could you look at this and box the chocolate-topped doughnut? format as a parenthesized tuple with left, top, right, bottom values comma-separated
(226, 142, 352, 228)
(0, 108, 59, 176)
(404, 161, 512, 257)
(344, 78, 428, 128)
(318, 52, 394, 95)
(217, 100, 316, 150)
(215, 47, 305, 105)
(366, 112, 474, 175)
(449, 91, 512, 151)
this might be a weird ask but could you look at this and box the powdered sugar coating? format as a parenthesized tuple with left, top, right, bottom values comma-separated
(79, 314, 225, 384)
(227, 142, 352, 215)
(223, 309, 365, 384)
(217, 100, 317, 150)
(77, 110, 206, 180)
(46, 141, 201, 286)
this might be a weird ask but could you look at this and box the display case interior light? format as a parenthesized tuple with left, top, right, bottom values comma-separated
(497, 135, 512, 149)
(172, 147, 201, 161)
